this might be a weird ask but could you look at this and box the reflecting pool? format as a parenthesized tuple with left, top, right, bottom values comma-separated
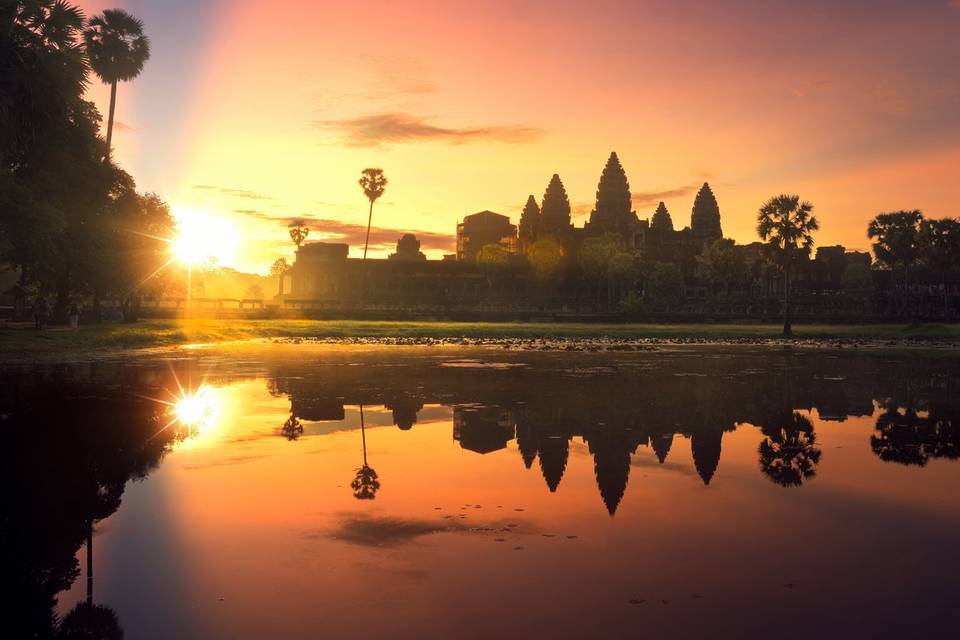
(4, 345, 960, 639)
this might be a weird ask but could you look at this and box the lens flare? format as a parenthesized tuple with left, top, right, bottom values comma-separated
(171, 207, 239, 267)
(171, 385, 222, 445)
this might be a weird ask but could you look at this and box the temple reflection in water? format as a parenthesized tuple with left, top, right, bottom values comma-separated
(3, 348, 959, 638)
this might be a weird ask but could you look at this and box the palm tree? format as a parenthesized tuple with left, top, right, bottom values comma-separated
(358, 168, 388, 260)
(757, 411, 822, 487)
(83, 9, 150, 160)
(351, 404, 380, 499)
(919, 218, 960, 320)
(756, 195, 819, 336)
(867, 210, 924, 289)
(288, 219, 309, 248)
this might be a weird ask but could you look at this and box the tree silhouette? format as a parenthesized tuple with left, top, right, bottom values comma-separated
(83, 8, 150, 160)
(651, 201, 674, 232)
(870, 402, 960, 466)
(280, 414, 303, 441)
(699, 238, 746, 296)
(57, 602, 123, 640)
(526, 238, 564, 281)
(351, 405, 380, 499)
(867, 210, 924, 289)
(358, 168, 388, 260)
(288, 219, 309, 249)
(919, 218, 960, 319)
(757, 411, 822, 487)
(756, 194, 819, 336)
(270, 257, 290, 296)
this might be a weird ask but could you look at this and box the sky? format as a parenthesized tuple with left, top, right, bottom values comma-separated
(76, 0, 960, 274)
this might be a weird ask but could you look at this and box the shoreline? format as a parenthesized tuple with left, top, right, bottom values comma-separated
(3, 319, 960, 361)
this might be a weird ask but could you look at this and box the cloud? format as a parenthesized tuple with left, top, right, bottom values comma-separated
(311, 512, 536, 547)
(230, 209, 456, 252)
(310, 514, 456, 547)
(112, 120, 137, 133)
(791, 79, 835, 98)
(631, 184, 700, 208)
(313, 112, 545, 147)
(289, 216, 455, 252)
(193, 184, 273, 200)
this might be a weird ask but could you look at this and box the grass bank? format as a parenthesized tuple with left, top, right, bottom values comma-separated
(2, 319, 960, 356)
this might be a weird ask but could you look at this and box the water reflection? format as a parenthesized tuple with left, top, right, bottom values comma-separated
(3, 348, 960, 638)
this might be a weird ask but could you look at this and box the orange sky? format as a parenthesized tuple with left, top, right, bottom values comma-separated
(79, 0, 960, 273)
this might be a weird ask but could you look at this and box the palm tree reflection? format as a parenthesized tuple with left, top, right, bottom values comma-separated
(758, 411, 822, 487)
(280, 414, 303, 441)
(351, 404, 381, 500)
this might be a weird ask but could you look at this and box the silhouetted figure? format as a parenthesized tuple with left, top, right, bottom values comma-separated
(757, 411, 822, 487)
(280, 414, 303, 441)
(351, 405, 380, 500)
(691, 429, 723, 485)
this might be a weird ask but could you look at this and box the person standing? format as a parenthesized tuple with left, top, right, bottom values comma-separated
(68, 301, 80, 330)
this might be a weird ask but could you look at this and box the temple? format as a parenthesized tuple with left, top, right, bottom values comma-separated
(282, 152, 885, 319)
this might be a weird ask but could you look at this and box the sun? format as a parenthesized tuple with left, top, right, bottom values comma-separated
(171, 206, 240, 267)
(171, 385, 224, 446)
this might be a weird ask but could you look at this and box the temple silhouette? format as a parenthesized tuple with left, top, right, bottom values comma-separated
(268, 349, 960, 514)
(280, 151, 888, 320)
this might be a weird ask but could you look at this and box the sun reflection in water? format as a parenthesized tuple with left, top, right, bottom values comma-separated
(170, 385, 223, 447)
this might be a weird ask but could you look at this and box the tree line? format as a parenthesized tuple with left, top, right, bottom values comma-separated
(1, 1, 169, 321)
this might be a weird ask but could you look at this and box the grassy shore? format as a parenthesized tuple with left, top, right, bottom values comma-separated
(2, 319, 960, 356)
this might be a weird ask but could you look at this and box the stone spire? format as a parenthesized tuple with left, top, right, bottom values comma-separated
(540, 173, 572, 237)
(588, 151, 635, 234)
(518, 194, 540, 253)
(691, 182, 722, 242)
(650, 201, 674, 232)
(691, 429, 723, 486)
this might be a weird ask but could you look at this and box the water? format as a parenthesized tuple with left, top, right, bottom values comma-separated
(4, 344, 959, 639)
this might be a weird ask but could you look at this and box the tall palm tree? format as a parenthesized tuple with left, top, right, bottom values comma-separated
(867, 210, 924, 289)
(351, 404, 380, 499)
(288, 219, 309, 248)
(358, 168, 388, 260)
(757, 195, 819, 336)
(83, 8, 150, 160)
(919, 218, 960, 320)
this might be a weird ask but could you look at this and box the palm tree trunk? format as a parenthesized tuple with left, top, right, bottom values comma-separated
(359, 403, 368, 466)
(104, 80, 118, 161)
(783, 267, 792, 337)
(943, 270, 949, 321)
(363, 200, 374, 260)
(86, 524, 94, 604)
